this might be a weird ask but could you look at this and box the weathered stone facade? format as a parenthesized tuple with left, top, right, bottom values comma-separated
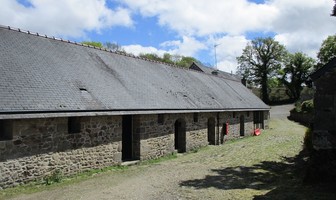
(0, 116, 122, 189)
(0, 111, 268, 189)
(313, 68, 336, 150)
(306, 59, 336, 182)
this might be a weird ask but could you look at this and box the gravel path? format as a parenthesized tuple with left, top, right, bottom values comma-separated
(8, 105, 305, 200)
(270, 104, 294, 119)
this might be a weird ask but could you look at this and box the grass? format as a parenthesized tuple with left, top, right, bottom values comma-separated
(140, 152, 178, 165)
(0, 153, 178, 199)
(0, 165, 129, 199)
(178, 119, 336, 199)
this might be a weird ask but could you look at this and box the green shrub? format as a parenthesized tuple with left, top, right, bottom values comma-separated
(301, 99, 314, 113)
(294, 99, 314, 113)
(44, 169, 63, 185)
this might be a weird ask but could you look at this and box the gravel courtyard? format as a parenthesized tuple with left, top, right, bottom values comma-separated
(4, 105, 335, 200)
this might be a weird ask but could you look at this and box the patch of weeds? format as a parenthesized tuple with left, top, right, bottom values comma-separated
(141, 152, 177, 165)
(77, 165, 128, 178)
(0, 165, 128, 199)
(191, 145, 209, 153)
(44, 169, 63, 185)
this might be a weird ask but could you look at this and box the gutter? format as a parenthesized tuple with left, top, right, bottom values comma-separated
(0, 108, 270, 120)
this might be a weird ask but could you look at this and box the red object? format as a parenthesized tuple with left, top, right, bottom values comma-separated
(225, 122, 229, 135)
(254, 129, 261, 136)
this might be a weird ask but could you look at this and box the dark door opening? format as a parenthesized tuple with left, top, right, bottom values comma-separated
(240, 115, 245, 136)
(122, 115, 133, 161)
(253, 111, 264, 129)
(208, 117, 216, 145)
(174, 119, 186, 153)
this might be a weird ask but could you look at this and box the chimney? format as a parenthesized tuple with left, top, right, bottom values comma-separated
(212, 70, 219, 75)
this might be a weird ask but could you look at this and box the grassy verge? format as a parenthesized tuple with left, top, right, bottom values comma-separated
(178, 119, 336, 199)
(0, 153, 179, 199)
(0, 165, 128, 199)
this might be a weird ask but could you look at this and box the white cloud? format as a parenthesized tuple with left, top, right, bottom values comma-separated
(2, 0, 334, 73)
(121, 0, 335, 71)
(121, 0, 277, 36)
(160, 36, 207, 56)
(124, 36, 207, 59)
(122, 44, 167, 56)
(211, 35, 249, 73)
(0, 0, 133, 38)
(271, 0, 336, 58)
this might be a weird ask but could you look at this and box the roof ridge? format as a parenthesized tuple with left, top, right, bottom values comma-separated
(0, 25, 194, 72)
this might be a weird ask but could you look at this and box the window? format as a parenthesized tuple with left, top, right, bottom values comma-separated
(0, 120, 13, 141)
(68, 117, 81, 134)
(158, 114, 164, 125)
(193, 113, 199, 122)
(253, 111, 263, 123)
(233, 112, 236, 118)
(247, 111, 250, 117)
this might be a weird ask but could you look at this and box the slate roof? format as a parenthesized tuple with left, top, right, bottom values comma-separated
(190, 62, 241, 82)
(0, 26, 269, 118)
(310, 57, 336, 81)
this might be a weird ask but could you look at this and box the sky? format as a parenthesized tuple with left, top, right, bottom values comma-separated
(1, 0, 335, 73)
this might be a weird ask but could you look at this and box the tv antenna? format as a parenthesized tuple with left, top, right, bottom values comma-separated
(214, 43, 220, 69)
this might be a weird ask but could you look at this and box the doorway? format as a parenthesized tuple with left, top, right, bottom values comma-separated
(240, 115, 245, 136)
(207, 117, 216, 145)
(122, 115, 133, 161)
(174, 118, 186, 153)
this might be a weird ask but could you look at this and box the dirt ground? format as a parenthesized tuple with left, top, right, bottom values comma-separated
(7, 105, 329, 200)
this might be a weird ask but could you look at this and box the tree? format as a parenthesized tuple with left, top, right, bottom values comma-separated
(279, 52, 315, 100)
(332, 0, 336, 16)
(316, 35, 336, 69)
(81, 41, 103, 48)
(177, 56, 198, 68)
(139, 53, 199, 68)
(104, 42, 126, 53)
(237, 37, 287, 104)
(139, 53, 161, 61)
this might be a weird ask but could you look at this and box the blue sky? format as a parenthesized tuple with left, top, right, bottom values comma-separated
(1, 0, 335, 73)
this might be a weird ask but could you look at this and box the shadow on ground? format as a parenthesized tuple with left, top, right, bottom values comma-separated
(180, 150, 336, 199)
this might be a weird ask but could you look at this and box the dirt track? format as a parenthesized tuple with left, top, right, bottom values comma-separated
(270, 104, 293, 119)
(8, 105, 307, 200)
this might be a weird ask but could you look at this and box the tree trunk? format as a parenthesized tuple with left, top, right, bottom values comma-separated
(261, 74, 269, 104)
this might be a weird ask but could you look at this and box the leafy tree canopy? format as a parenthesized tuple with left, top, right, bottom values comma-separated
(316, 35, 336, 69)
(139, 53, 199, 68)
(279, 52, 315, 100)
(81, 41, 103, 48)
(237, 37, 287, 103)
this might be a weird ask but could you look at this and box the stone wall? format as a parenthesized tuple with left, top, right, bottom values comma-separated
(0, 116, 122, 189)
(313, 68, 336, 150)
(218, 111, 254, 141)
(136, 113, 213, 160)
(0, 110, 267, 189)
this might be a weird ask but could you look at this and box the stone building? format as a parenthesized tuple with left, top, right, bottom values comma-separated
(0, 26, 269, 189)
(308, 57, 336, 181)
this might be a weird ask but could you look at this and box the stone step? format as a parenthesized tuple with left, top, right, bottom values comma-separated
(121, 160, 140, 166)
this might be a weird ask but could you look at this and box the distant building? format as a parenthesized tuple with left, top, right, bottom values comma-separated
(0, 26, 269, 189)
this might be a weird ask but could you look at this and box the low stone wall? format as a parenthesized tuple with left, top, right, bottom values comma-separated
(0, 116, 122, 189)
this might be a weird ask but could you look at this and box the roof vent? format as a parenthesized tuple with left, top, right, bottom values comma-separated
(79, 88, 87, 92)
(212, 70, 219, 75)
